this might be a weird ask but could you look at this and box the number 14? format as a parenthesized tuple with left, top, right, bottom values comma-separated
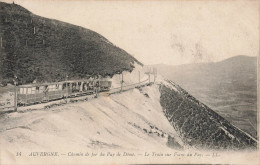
(16, 152, 21, 156)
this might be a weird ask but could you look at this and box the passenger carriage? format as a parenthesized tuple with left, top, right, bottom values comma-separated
(17, 82, 66, 105)
(99, 80, 112, 91)
(17, 79, 112, 106)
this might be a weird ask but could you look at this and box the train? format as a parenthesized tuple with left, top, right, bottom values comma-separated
(17, 80, 112, 106)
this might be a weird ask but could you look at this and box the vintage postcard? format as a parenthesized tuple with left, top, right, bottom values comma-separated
(0, 0, 259, 164)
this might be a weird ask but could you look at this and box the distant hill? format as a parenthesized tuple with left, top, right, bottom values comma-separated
(0, 2, 142, 85)
(153, 55, 257, 138)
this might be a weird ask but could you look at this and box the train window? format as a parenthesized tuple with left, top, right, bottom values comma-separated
(52, 85, 55, 90)
(49, 85, 53, 91)
(31, 87, 36, 94)
(49, 86, 51, 91)
(44, 86, 49, 93)
(46, 86, 49, 91)
(19, 88, 23, 94)
(39, 86, 44, 93)
(28, 88, 32, 94)
(35, 86, 39, 94)
(48, 85, 51, 91)
(50, 85, 54, 91)
(62, 83, 66, 89)
(59, 84, 62, 90)
(79, 82, 83, 91)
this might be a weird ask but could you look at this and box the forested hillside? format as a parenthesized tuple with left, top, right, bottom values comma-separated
(0, 2, 141, 85)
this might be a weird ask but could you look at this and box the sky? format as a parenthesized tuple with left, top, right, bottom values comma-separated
(2, 0, 259, 65)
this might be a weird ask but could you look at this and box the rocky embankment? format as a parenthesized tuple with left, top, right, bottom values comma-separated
(159, 80, 257, 150)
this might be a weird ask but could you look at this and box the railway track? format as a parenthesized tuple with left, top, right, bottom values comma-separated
(0, 78, 152, 114)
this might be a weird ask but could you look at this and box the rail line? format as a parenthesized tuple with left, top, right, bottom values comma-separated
(0, 78, 153, 113)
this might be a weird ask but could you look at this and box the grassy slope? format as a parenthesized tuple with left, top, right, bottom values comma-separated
(0, 2, 142, 85)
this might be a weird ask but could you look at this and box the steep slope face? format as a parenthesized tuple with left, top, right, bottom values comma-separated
(0, 2, 141, 84)
(153, 56, 257, 138)
(159, 80, 257, 150)
(0, 85, 184, 152)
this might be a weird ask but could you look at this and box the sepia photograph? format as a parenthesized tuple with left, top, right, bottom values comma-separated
(0, 0, 259, 164)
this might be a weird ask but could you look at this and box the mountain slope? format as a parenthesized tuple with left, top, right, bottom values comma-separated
(153, 55, 257, 138)
(159, 80, 257, 150)
(0, 2, 141, 85)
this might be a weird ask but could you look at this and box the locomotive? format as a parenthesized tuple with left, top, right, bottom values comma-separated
(17, 80, 112, 106)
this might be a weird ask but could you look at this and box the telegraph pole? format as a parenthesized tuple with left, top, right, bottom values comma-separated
(138, 71, 140, 83)
(65, 75, 68, 102)
(14, 84, 17, 111)
(153, 68, 157, 83)
(121, 72, 124, 92)
(0, 37, 2, 48)
(13, 76, 18, 111)
(148, 73, 150, 83)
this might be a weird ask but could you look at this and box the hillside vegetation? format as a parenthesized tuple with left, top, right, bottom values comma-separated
(0, 2, 141, 85)
(159, 80, 257, 150)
